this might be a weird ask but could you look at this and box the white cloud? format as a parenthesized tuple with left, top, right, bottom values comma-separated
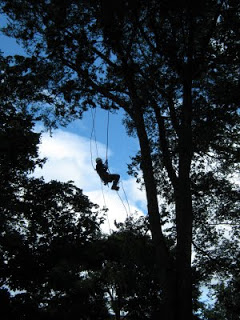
(120, 177, 147, 212)
(33, 129, 147, 233)
(34, 130, 105, 191)
(86, 185, 146, 234)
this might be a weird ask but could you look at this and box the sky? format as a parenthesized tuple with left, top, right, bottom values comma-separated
(0, 26, 147, 233)
(33, 116, 147, 233)
(1, 18, 214, 305)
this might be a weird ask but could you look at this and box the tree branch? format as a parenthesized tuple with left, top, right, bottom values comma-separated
(152, 102, 178, 188)
(192, 240, 219, 264)
(91, 46, 118, 69)
(59, 55, 133, 114)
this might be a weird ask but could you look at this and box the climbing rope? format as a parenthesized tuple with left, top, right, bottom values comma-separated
(90, 106, 98, 170)
(90, 106, 110, 166)
(89, 106, 131, 227)
(120, 180, 131, 216)
(89, 106, 112, 233)
(100, 181, 112, 234)
(117, 190, 129, 219)
(105, 108, 110, 163)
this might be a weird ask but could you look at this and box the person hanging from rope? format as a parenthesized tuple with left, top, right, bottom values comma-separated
(95, 158, 120, 191)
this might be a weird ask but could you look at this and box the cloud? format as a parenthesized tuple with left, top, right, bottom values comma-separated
(34, 130, 105, 191)
(86, 185, 146, 234)
(120, 177, 147, 212)
(33, 129, 146, 233)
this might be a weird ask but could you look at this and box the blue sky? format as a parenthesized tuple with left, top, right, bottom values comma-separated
(0, 27, 147, 232)
(0, 17, 218, 308)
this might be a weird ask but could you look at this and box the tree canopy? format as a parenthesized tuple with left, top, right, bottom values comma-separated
(1, 0, 240, 319)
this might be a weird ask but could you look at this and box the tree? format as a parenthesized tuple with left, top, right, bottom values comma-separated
(101, 215, 163, 320)
(1, 1, 239, 319)
(0, 53, 110, 319)
(203, 274, 240, 320)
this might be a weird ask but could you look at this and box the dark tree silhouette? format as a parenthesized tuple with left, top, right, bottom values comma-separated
(0, 53, 109, 320)
(1, 1, 239, 319)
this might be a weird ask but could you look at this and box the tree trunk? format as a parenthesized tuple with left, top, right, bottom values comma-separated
(175, 180, 193, 320)
(175, 72, 193, 320)
(133, 105, 176, 320)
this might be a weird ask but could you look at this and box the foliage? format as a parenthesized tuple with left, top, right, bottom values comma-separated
(102, 215, 162, 319)
(0, 1, 240, 319)
(0, 49, 169, 319)
(203, 274, 240, 320)
(0, 53, 109, 319)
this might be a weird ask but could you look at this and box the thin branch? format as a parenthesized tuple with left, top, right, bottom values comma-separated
(88, 78, 131, 111)
(65, 29, 119, 70)
(153, 102, 179, 188)
(199, 1, 224, 58)
(138, 23, 157, 53)
(91, 46, 118, 69)
(135, 41, 181, 137)
(166, 95, 181, 136)
(207, 223, 240, 226)
(192, 240, 220, 264)
(59, 55, 132, 114)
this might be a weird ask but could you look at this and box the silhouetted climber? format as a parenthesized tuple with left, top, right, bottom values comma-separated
(96, 157, 120, 191)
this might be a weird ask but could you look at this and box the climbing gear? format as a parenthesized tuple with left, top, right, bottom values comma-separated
(90, 107, 109, 167)
(89, 106, 130, 222)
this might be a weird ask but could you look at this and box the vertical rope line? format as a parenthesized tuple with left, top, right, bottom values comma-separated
(90, 106, 111, 234)
(90, 107, 96, 168)
(90, 107, 99, 169)
(90, 109, 95, 170)
(92, 108, 99, 156)
(100, 179, 111, 234)
(117, 190, 129, 219)
(106, 109, 110, 162)
(121, 180, 131, 216)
